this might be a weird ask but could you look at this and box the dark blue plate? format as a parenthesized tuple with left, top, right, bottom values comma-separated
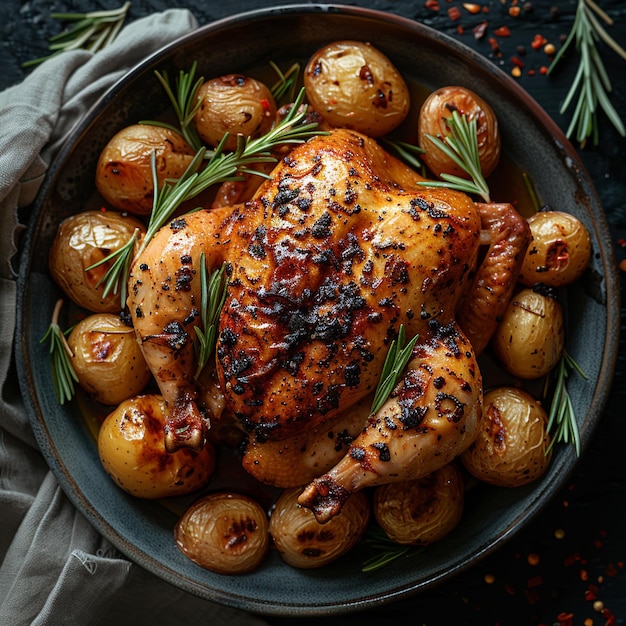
(16, 4, 619, 616)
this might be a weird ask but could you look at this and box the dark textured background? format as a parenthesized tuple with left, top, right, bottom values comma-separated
(1, 1, 625, 624)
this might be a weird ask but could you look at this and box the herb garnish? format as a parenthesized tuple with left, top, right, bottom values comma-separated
(142, 61, 205, 152)
(549, 0, 626, 147)
(23, 2, 131, 68)
(418, 110, 491, 202)
(40, 299, 78, 405)
(361, 524, 418, 573)
(370, 324, 419, 415)
(89, 87, 322, 305)
(545, 349, 587, 456)
(194, 256, 228, 381)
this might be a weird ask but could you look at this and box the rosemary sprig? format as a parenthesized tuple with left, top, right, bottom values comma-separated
(548, 0, 626, 147)
(194, 256, 228, 381)
(89, 87, 321, 304)
(40, 299, 78, 405)
(23, 2, 131, 68)
(270, 61, 301, 105)
(545, 350, 587, 456)
(419, 110, 491, 202)
(381, 138, 425, 172)
(361, 524, 419, 572)
(142, 61, 204, 152)
(370, 324, 419, 415)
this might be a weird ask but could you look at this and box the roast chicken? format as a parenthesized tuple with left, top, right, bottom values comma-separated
(127, 128, 530, 521)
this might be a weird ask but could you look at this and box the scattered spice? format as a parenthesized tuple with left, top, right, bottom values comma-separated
(527, 553, 540, 566)
(463, 3, 481, 14)
(509, 6, 521, 17)
(544, 42, 556, 55)
(554, 528, 566, 539)
(494, 25, 511, 36)
(557, 612, 574, 626)
(425, 0, 440, 10)
(473, 20, 488, 39)
(448, 5, 462, 20)
(484, 573, 495, 584)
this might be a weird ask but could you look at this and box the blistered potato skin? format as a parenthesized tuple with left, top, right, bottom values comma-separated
(98, 394, 215, 499)
(373, 463, 464, 546)
(269, 488, 370, 569)
(175, 492, 270, 575)
(194, 75, 276, 152)
(96, 124, 195, 215)
(461, 387, 551, 487)
(68, 313, 151, 405)
(49, 210, 146, 313)
(518, 210, 591, 287)
(418, 85, 500, 179)
(304, 40, 410, 137)
(492, 288, 564, 379)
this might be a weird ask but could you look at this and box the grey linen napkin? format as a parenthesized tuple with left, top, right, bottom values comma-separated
(0, 9, 269, 626)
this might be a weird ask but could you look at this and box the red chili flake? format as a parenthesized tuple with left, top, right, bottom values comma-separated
(448, 6, 462, 20)
(601, 608, 616, 625)
(425, 0, 440, 10)
(564, 552, 582, 567)
(557, 613, 574, 626)
(584, 589, 597, 601)
(473, 20, 488, 39)
(539, 66, 549, 75)
(528, 69, 536, 75)
(511, 56, 525, 67)
(457, 25, 465, 34)
(494, 25, 511, 36)
(527, 575, 543, 588)
(463, 3, 481, 14)
(260, 98, 271, 112)
(605, 562, 620, 576)
(100, 206, 108, 212)
(531, 34, 548, 50)
(488, 37, 501, 53)
(580, 568, 589, 581)
(509, 6, 521, 16)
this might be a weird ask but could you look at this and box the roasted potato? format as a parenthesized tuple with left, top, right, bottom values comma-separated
(269, 487, 370, 569)
(67, 313, 151, 405)
(98, 394, 216, 498)
(175, 492, 270, 574)
(194, 75, 276, 152)
(461, 387, 551, 487)
(304, 40, 410, 137)
(492, 287, 564, 379)
(518, 210, 591, 287)
(49, 210, 146, 313)
(373, 463, 464, 546)
(418, 85, 500, 179)
(96, 124, 195, 215)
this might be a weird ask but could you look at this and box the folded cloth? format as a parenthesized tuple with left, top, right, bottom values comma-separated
(0, 10, 268, 626)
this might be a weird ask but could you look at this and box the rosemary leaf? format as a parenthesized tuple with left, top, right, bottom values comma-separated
(40, 299, 78, 405)
(23, 2, 130, 68)
(419, 110, 491, 202)
(549, 0, 626, 146)
(370, 324, 419, 415)
(194, 256, 228, 380)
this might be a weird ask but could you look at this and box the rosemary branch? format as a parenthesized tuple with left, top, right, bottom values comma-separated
(89, 87, 322, 305)
(40, 299, 78, 405)
(194, 256, 228, 381)
(23, 2, 131, 68)
(549, 0, 626, 147)
(545, 349, 587, 456)
(370, 324, 419, 415)
(418, 110, 491, 202)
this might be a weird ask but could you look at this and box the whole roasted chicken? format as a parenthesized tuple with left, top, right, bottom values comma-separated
(128, 128, 529, 522)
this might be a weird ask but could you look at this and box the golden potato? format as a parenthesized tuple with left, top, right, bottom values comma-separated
(98, 394, 215, 498)
(518, 210, 591, 287)
(418, 85, 500, 179)
(461, 387, 551, 487)
(194, 75, 277, 152)
(49, 210, 146, 313)
(175, 492, 269, 574)
(269, 488, 370, 569)
(304, 40, 410, 137)
(67, 313, 151, 405)
(372, 463, 464, 546)
(96, 124, 195, 215)
(492, 287, 564, 379)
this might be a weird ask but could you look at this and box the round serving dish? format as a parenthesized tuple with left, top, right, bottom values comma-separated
(15, 3, 619, 616)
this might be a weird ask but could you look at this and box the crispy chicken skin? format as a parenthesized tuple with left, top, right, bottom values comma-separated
(128, 129, 526, 514)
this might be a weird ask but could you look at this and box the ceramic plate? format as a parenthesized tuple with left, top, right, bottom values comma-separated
(16, 4, 619, 616)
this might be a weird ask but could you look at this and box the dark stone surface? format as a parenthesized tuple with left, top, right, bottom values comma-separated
(2, 1, 625, 623)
